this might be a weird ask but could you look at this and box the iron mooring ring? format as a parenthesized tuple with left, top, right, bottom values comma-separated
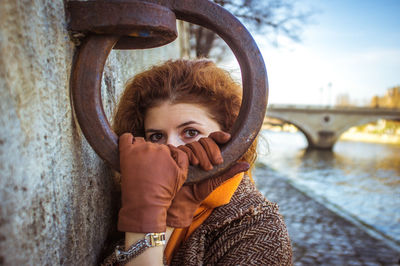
(68, 0, 268, 184)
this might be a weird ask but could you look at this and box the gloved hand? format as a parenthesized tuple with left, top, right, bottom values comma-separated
(166, 161, 250, 228)
(166, 131, 250, 228)
(118, 133, 189, 233)
(177, 131, 231, 171)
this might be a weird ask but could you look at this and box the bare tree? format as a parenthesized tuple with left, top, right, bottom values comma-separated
(190, 0, 314, 61)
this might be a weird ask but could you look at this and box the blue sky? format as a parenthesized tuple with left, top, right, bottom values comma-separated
(227, 0, 400, 106)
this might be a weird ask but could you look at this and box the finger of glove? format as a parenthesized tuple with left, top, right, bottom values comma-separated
(193, 161, 250, 201)
(199, 137, 223, 165)
(187, 141, 213, 171)
(118, 133, 133, 150)
(168, 144, 189, 171)
(178, 145, 199, 166)
(119, 133, 145, 150)
(208, 131, 231, 144)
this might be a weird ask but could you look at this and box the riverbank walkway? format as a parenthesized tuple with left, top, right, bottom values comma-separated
(253, 166, 400, 265)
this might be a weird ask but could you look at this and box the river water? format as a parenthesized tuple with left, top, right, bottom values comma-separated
(256, 130, 400, 246)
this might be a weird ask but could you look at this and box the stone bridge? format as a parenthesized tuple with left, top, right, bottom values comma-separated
(266, 104, 400, 149)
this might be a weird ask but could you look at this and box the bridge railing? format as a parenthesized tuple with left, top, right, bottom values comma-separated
(268, 104, 400, 111)
(267, 104, 400, 115)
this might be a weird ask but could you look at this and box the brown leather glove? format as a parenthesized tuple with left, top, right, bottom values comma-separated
(166, 131, 249, 228)
(177, 131, 231, 171)
(118, 133, 189, 233)
(166, 162, 250, 228)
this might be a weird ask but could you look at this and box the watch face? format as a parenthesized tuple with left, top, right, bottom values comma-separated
(147, 232, 166, 247)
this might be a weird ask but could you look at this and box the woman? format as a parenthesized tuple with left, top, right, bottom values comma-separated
(103, 59, 292, 265)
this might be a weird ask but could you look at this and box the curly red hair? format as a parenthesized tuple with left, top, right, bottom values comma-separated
(113, 59, 257, 165)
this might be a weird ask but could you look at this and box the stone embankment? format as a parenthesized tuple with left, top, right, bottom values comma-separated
(340, 132, 400, 145)
(253, 167, 400, 266)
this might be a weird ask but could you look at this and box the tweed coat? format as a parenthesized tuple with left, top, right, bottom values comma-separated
(170, 175, 293, 265)
(102, 175, 292, 265)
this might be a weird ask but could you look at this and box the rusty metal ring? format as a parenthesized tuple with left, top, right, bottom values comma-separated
(70, 0, 268, 184)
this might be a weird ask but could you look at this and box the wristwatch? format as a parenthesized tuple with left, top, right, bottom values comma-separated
(114, 232, 166, 264)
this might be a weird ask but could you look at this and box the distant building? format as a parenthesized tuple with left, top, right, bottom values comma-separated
(370, 86, 400, 108)
(335, 93, 352, 107)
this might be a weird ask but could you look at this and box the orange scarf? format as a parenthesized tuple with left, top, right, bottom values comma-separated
(164, 172, 244, 264)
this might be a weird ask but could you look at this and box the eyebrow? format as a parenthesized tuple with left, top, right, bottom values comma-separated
(145, 129, 161, 134)
(145, 121, 203, 134)
(177, 121, 203, 128)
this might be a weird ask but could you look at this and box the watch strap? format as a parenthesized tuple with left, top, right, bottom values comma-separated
(112, 233, 166, 265)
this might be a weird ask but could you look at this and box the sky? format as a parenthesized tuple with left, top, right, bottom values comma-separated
(224, 0, 400, 106)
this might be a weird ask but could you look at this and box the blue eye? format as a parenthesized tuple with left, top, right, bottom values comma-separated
(183, 129, 199, 138)
(149, 133, 164, 143)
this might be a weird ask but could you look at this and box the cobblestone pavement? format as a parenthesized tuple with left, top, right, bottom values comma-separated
(253, 166, 400, 266)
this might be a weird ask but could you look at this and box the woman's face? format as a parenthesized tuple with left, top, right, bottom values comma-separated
(144, 102, 221, 147)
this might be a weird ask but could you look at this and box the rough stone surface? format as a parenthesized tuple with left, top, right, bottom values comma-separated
(253, 166, 400, 266)
(0, 1, 185, 264)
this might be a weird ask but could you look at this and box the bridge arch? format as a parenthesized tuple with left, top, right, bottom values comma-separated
(266, 105, 400, 149)
(334, 117, 397, 141)
(265, 112, 326, 149)
(265, 114, 314, 147)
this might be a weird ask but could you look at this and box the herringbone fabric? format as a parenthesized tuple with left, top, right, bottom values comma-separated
(170, 175, 293, 265)
(101, 175, 292, 266)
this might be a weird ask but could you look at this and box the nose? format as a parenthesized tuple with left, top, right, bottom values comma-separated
(166, 135, 185, 147)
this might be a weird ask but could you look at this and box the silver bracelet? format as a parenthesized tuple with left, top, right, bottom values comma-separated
(114, 232, 166, 265)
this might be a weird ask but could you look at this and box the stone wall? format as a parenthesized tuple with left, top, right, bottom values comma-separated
(0, 1, 187, 264)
